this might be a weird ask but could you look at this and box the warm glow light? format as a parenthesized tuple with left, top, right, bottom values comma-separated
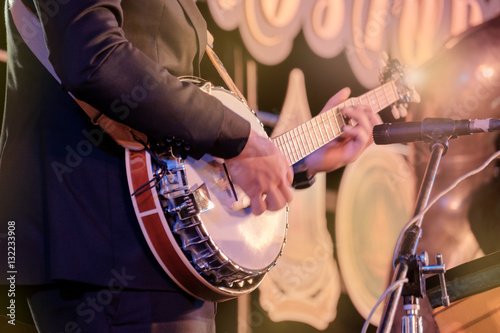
(448, 198, 461, 211)
(405, 68, 426, 87)
(478, 64, 495, 79)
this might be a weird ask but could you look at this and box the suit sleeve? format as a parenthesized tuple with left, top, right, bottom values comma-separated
(31, 0, 250, 159)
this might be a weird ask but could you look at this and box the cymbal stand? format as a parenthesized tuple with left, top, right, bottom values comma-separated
(377, 135, 451, 333)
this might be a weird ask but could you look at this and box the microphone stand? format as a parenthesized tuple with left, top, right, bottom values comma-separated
(377, 133, 451, 333)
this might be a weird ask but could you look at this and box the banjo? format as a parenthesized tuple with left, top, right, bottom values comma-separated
(125, 60, 419, 302)
(8, 0, 415, 303)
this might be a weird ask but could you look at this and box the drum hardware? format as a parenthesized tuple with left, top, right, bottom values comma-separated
(426, 250, 500, 308)
(425, 250, 500, 331)
(400, 253, 450, 333)
(377, 127, 456, 333)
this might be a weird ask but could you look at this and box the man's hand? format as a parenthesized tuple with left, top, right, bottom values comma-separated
(225, 131, 294, 215)
(305, 87, 383, 175)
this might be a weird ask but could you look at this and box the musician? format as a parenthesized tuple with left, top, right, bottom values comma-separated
(0, 0, 381, 331)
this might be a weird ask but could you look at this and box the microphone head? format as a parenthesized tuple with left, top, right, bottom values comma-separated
(372, 123, 391, 145)
(372, 121, 423, 144)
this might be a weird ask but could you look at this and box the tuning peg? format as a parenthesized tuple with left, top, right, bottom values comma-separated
(389, 104, 408, 119)
(398, 105, 408, 118)
(391, 105, 401, 119)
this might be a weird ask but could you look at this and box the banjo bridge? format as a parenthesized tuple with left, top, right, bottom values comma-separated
(170, 183, 214, 220)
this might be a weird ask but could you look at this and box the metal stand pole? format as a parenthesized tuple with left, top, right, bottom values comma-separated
(377, 140, 449, 333)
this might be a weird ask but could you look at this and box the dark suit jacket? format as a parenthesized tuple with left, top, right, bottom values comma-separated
(0, 0, 250, 291)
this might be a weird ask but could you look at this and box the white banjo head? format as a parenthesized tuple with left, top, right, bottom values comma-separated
(188, 86, 287, 271)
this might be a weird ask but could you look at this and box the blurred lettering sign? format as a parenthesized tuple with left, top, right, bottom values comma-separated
(207, 0, 500, 88)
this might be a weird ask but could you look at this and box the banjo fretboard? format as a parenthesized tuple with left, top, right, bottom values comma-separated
(272, 81, 399, 165)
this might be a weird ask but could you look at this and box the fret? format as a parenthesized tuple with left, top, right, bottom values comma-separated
(311, 119, 321, 149)
(316, 117, 327, 146)
(366, 93, 374, 111)
(302, 125, 313, 156)
(374, 92, 380, 108)
(382, 84, 392, 109)
(380, 82, 396, 108)
(287, 130, 297, 163)
(379, 90, 386, 108)
(293, 127, 306, 159)
(374, 88, 382, 110)
(282, 134, 294, 165)
(301, 123, 313, 154)
(317, 114, 326, 142)
(275, 136, 283, 155)
(300, 125, 312, 161)
(320, 113, 332, 142)
(311, 118, 321, 147)
(286, 131, 299, 163)
(273, 136, 284, 162)
(332, 107, 342, 134)
(326, 111, 335, 136)
(390, 82, 400, 105)
(286, 132, 296, 163)
(284, 131, 294, 163)
(303, 118, 310, 148)
(383, 86, 391, 107)
(302, 126, 312, 156)
(384, 83, 393, 102)
(378, 85, 390, 109)
(293, 128, 306, 161)
(336, 109, 345, 128)
(389, 82, 399, 103)
(374, 94, 381, 109)
(294, 127, 304, 159)
(365, 94, 372, 110)
(359, 94, 371, 111)
(278, 136, 290, 164)
(337, 103, 346, 133)
(302, 122, 312, 152)
(295, 130, 304, 162)
(307, 121, 318, 151)
(351, 97, 360, 107)
(370, 92, 378, 110)
(326, 111, 337, 138)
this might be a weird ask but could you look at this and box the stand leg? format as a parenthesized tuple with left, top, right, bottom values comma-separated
(402, 297, 423, 333)
(378, 141, 449, 332)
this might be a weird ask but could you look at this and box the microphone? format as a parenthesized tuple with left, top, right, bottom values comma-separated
(373, 118, 500, 145)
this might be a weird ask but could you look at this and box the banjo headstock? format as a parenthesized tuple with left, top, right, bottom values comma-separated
(379, 57, 421, 119)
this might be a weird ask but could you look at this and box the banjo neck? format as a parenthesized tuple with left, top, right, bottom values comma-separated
(271, 81, 399, 165)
